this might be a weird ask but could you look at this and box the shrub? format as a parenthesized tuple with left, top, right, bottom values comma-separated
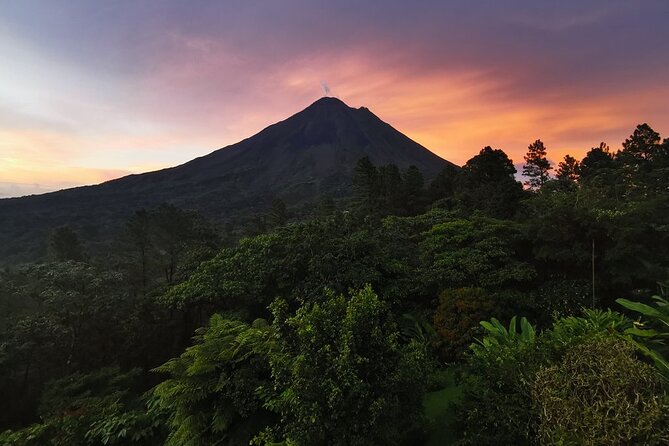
(534, 337, 669, 445)
(456, 310, 634, 446)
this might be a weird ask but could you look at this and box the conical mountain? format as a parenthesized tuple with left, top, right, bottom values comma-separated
(0, 97, 453, 263)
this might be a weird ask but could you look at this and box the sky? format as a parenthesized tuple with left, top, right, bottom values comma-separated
(1, 0, 669, 198)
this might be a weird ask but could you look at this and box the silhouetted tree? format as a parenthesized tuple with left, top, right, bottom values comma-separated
(618, 123, 662, 169)
(378, 164, 404, 215)
(523, 139, 552, 190)
(457, 146, 524, 218)
(556, 155, 580, 183)
(616, 124, 669, 194)
(428, 164, 459, 204)
(578, 143, 616, 180)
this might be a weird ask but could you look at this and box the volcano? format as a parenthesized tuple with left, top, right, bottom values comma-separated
(0, 97, 454, 263)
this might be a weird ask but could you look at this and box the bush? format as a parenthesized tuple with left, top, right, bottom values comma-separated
(534, 337, 669, 445)
(456, 310, 635, 446)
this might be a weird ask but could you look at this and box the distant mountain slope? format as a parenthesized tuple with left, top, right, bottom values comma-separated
(0, 97, 453, 263)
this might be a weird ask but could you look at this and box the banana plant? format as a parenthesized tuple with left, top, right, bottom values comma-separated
(473, 316, 535, 354)
(616, 295, 669, 378)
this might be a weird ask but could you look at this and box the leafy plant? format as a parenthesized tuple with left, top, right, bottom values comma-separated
(152, 315, 276, 446)
(617, 294, 669, 377)
(472, 315, 536, 353)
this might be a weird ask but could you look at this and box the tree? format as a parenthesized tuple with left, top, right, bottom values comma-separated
(47, 226, 85, 262)
(164, 211, 426, 313)
(523, 139, 552, 190)
(154, 287, 430, 446)
(618, 123, 662, 168)
(123, 210, 152, 295)
(0, 367, 165, 446)
(402, 165, 425, 215)
(118, 205, 219, 291)
(616, 124, 668, 194)
(377, 164, 404, 215)
(421, 216, 536, 293)
(0, 261, 151, 428)
(555, 154, 580, 183)
(150, 204, 216, 285)
(428, 164, 459, 204)
(578, 142, 616, 180)
(264, 287, 429, 445)
(433, 287, 510, 360)
(352, 157, 379, 215)
(456, 146, 524, 218)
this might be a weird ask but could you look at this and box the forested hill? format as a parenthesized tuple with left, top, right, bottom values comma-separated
(0, 97, 452, 264)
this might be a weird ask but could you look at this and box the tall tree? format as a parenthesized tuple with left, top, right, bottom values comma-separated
(123, 210, 152, 295)
(149, 204, 218, 286)
(578, 142, 616, 180)
(618, 123, 662, 168)
(556, 154, 580, 183)
(377, 164, 404, 215)
(402, 165, 425, 215)
(457, 146, 524, 218)
(352, 157, 379, 215)
(523, 139, 552, 190)
(428, 164, 459, 204)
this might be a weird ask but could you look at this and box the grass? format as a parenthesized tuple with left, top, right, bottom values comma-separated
(423, 368, 463, 446)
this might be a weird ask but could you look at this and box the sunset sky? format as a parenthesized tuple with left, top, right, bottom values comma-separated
(1, 0, 668, 198)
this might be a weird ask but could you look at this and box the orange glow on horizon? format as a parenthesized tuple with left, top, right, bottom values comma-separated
(2, 49, 668, 196)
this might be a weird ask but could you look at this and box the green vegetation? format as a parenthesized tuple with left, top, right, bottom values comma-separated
(1, 123, 668, 444)
(423, 369, 463, 446)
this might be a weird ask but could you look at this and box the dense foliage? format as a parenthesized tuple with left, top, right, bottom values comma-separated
(1, 123, 668, 444)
